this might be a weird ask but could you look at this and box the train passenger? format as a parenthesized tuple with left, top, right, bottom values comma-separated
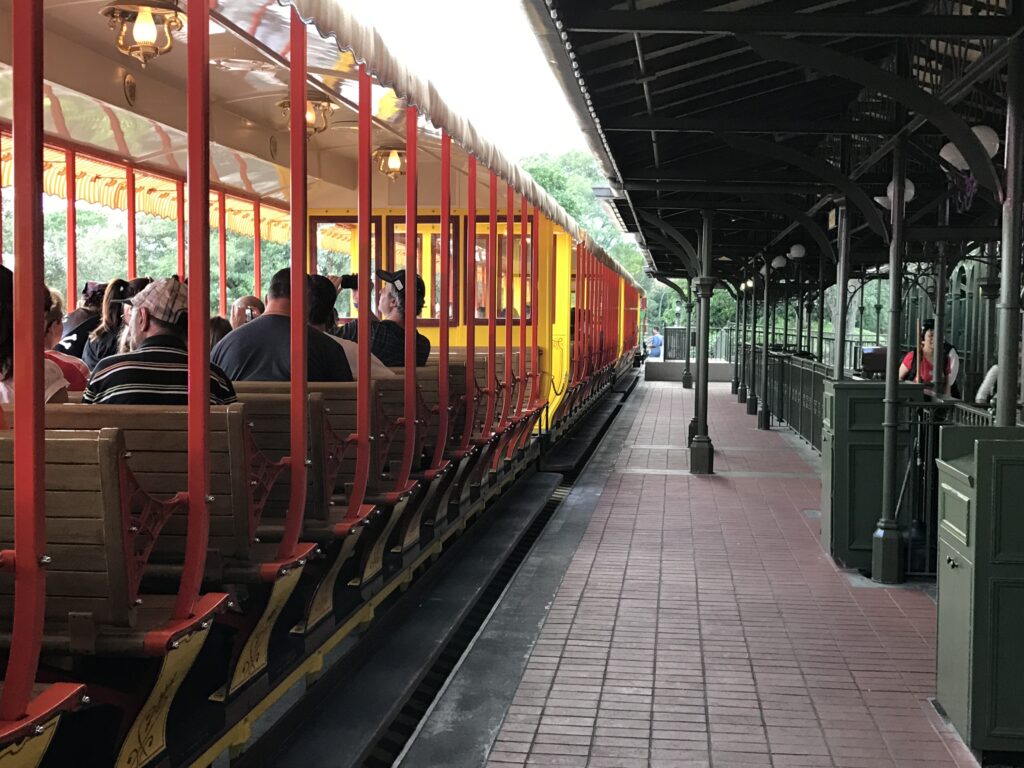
(230, 295, 265, 329)
(82, 277, 152, 370)
(0, 266, 69, 404)
(83, 278, 236, 406)
(56, 280, 106, 359)
(211, 268, 353, 382)
(898, 320, 960, 397)
(307, 275, 393, 380)
(210, 316, 233, 347)
(336, 269, 431, 367)
(43, 288, 90, 392)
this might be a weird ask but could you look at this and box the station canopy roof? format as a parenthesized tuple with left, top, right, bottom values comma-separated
(525, 0, 1017, 287)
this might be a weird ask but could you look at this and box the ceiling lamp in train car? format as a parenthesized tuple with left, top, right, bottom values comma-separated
(373, 148, 407, 181)
(101, 1, 185, 67)
(277, 94, 334, 136)
(788, 244, 806, 260)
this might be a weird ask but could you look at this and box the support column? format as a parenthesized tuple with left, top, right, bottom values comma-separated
(738, 284, 749, 403)
(758, 259, 772, 430)
(682, 280, 693, 388)
(816, 259, 825, 360)
(782, 277, 790, 351)
(747, 277, 759, 415)
(731, 284, 741, 394)
(933, 204, 950, 394)
(834, 203, 851, 379)
(691, 212, 715, 474)
(795, 267, 805, 354)
(873, 139, 908, 584)
(997, 35, 1023, 425)
(875, 279, 883, 344)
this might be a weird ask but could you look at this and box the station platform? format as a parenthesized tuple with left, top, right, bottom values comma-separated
(399, 382, 977, 768)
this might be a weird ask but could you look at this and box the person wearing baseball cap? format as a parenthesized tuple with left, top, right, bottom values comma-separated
(335, 268, 431, 367)
(84, 278, 236, 405)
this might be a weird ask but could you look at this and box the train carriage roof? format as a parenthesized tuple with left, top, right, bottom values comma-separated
(1, 0, 643, 291)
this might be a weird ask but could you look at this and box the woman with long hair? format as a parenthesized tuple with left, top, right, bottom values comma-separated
(44, 288, 90, 391)
(82, 279, 131, 370)
(0, 266, 69, 404)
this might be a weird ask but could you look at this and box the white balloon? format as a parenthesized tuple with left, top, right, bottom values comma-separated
(771, 255, 788, 269)
(940, 142, 969, 171)
(972, 125, 1001, 158)
(788, 243, 806, 259)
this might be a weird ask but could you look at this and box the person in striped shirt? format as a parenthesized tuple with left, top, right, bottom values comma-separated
(84, 278, 236, 406)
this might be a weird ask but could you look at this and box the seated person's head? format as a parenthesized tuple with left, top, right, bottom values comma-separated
(210, 316, 232, 346)
(265, 267, 296, 312)
(126, 278, 188, 350)
(80, 281, 106, 312)
(307, 275, 339, 332)
(376, 269, 426, 323)
(230, 294, 265, 329)
(44, 288, 64, 350)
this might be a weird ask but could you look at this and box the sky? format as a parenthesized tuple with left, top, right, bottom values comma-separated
(338, 0, 590, 162)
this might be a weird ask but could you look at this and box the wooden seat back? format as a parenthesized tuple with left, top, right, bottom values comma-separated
(0, 429, 137, 628)
(1, 404, 253, 562)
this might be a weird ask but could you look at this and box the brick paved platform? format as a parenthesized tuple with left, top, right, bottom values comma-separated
(478, 383, 975, 768)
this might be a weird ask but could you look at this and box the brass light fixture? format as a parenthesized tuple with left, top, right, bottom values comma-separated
(277, 94, 334, 137)
(101, 1, 185, 67)
(373, 148, 406, 181)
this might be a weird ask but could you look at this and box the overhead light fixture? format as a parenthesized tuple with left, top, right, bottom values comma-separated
(373, 148, 407, 181)
(101, 1, 185, 67)
(771, 255, 788, 270)
(788, 243, 806, 260)
(745, 278, 754, 289)
(876, 178, 916, 210)
(277, 93, 335, 136)
(939, 125, 1001, 172)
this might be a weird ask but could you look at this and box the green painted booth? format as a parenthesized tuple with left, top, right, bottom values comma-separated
(820, 380, 926, 573)
(935, 425, 1024, 760)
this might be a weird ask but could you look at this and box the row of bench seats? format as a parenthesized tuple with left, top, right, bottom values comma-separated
(0, 346, 555, 767)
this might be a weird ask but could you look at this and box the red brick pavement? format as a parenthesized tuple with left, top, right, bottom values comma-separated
(486, 382, 976, 768)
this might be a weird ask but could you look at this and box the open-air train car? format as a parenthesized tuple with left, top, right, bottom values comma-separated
(0, 2, 643, 766)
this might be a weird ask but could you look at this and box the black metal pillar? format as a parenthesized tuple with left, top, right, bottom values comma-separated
(874, 279, 882, 345)
(782, 277, 790, 350)
(873, 139, 907, 584)
(731, 284, 741, 394)
(816, 259, 825, 360)
(758, 260, 772, 430)
(834, 203, 851, 379)
(997, 36, 1023, 425)
(795, 266, 804, 353)
(683, 280, 693, 389)
(933, 204, 950, 394)
(691, 211, 715, 474)
(747, 277, 759, 415)
(738, 285, 749, 402)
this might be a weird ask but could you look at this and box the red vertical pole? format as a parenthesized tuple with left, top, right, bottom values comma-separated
(396, 105, 418, 486)
(516, 195, 527, 416)
(500, 186, 513, 425)
(253, 199, 262, 298)
(348, 64, 372, 518)
(483, 171, 498, 435)
(280, 7, 308, 560)
(175, 0, 212, 621)
(218, 190, 227, 316)
(0, 0, 45, 720)
(176, 180, 185, 279)
(459, 157, 477, 451)
(126, 166, 137, 279)
(530, 209, 541, 407)
(432, 131, 451, 467)
(66, 150, 77, 306)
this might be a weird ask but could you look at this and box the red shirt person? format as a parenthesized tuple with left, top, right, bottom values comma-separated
(898, 325, 960, 397)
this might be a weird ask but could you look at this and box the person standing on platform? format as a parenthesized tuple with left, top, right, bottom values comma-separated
(648, 327, 663, 360)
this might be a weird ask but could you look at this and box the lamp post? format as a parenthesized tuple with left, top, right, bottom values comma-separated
(738, 281, 749, 403)
(682, 281, 693, 388)
(758, 257, 773, 430)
